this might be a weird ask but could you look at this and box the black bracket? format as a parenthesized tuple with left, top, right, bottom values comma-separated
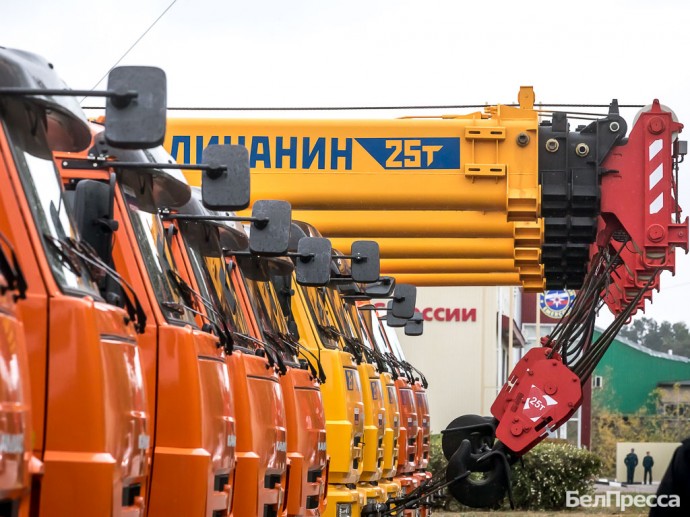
(159, 211, 268, 229)
(0, 88, 137, 107)
(60, 158, 229, 177)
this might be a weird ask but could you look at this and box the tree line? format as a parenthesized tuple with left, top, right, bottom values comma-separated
(619, 317, 690, 357)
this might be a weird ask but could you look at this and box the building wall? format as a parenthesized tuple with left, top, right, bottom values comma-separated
(593, 332, 690, 414)
(397, 286, 504, 433)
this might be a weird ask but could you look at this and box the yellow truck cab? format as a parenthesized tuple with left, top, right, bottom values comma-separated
(321, 261, 387, 509)
(352, 303, 402, 501)
(377, 316, 433, 516)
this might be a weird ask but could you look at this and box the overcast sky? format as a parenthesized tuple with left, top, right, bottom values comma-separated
(3, 0, 689, 326)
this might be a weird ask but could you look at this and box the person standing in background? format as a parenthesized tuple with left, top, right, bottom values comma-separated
(649, 438, 689, 516)
(644, 452, 654, 484)
(625, 448, 639, 484)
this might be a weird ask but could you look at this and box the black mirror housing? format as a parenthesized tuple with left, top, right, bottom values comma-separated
(249, 200, 291, 256)
(350, 240, 380, 283)
(295, 237, 332, 286)
(104, 66, 167, 149)
(201, 145, 250, 210)
(385, 300, 408, 327)
(405, 311, 424, 336)
(71, 177, 116, 262)
(365, 276, 396, 298)
(391, 283, 416, 319)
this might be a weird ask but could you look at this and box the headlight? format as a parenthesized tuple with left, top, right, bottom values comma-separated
(336, 502, 353, 517)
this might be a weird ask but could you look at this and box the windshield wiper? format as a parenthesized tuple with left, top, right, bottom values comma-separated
(44, 234, 83, 276)
(385, 352, 414, 382)
(165, 269, 234, 348)
(321, 323, 366, 364)
(45, 235, 147, 333)
(268, 328, 328, 384)
(230, 331, 288, 375)
(403, 360, 428, 388)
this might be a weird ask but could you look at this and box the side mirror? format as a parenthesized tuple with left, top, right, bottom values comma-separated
(295, 237, 332, 286)
(104, 66, 167, 149)
(249, 200, 291, 255)
(385, 300, 408, 328)
(201, 145, 250, 210)
(391, 283, 416, 319)
(405, 311, 424, 336)
(350, 241, 380, 283)
(71, 176, 118, 262)
(365, 276, 396, 298)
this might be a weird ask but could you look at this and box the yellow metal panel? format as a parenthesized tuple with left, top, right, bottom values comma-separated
(289, 210, 514, 238)
(329, 237, 516, 259)
(514, 221, 543, 248)
(380, 258, 517, 274)
(389, 273, 521, 286)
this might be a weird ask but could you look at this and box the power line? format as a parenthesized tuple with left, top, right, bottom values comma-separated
(86, 0, 179, 92)
(81, 103, 646, 111)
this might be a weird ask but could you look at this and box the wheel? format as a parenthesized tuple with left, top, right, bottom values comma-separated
(441, 414, 496, 461)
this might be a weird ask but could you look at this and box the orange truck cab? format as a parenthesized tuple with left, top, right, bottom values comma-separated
(381, 323, 431, 475)
(378, 317, 432, 516)
(167, 190, 292, 517)
(238, 253, 329, 516)
(0, 233, 32, 516)
(0, 48, 158, 515)
(57, 140, 237, 516)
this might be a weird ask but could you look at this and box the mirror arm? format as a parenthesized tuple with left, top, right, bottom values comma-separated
(338, 254, 367, 263)
(0, 88, 138, 107)
(161, 212, 269, 230)
(60, 158, 233, 174)
(285, 252, 316, 263)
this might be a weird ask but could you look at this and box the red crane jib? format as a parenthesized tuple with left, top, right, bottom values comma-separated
(597, 100, 688, 315)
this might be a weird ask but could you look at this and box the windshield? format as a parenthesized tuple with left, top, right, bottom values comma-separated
(299, 285, 340, 349)
(324, 287, 358, 341)
(345, 301, 375, 350)
(362, 308, 396, 359)
(381, 318, 406, 361)
(179, 221, 251, 335)
(121, 185, 196, 325)
(1, 100, 98, 296)
(244, 276, 297, 364)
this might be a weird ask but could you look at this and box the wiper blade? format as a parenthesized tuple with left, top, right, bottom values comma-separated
(274, 329, 327, 384)
(43, 234, 83, 276)
(230, 331, 288, 376)
(162, 301, 185, 315)
(166, 269, 234, 347)
(404, 360, 428, 388)
(46, 235, 147, 333)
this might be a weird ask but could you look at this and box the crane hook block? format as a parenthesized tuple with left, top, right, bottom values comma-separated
(490, 347, 582, 456)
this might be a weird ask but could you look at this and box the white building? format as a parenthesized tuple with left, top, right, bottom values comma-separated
(396, 286, 523, 433)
